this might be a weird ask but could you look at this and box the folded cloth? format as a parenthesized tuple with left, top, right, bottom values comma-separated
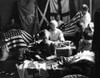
(59, 50, 95, 64)
(16, 60, 49, 78)
(16, 63, 29, 78)
(72, 50, 95, 63)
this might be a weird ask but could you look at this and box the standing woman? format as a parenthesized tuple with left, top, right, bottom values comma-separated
(79, 4, 91, 32)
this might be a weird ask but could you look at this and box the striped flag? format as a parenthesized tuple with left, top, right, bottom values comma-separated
(3, 29, 33, 50)
(59, 11, 83, 36)
(20, 30, 33, 45)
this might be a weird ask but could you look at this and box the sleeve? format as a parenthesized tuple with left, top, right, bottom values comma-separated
(84, 14, 91, 28)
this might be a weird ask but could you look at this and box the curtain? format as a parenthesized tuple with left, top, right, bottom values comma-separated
(61, 0, 70, 23)
(50, 0, 70, 23)
(50, 0, 58, 14)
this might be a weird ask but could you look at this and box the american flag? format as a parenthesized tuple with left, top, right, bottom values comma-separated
(3, 29, 33, 50)
(59, 11, 83, 36)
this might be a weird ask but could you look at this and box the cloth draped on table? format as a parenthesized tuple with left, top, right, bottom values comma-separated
(16, 60, 49, 78)
(58, 50, 95, 77)
(16, 50, 95, 78)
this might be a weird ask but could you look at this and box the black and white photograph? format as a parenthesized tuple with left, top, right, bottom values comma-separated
(0, 0, 99, 78)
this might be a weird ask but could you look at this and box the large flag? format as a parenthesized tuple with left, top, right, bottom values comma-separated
(18, 0, 39, 35)
(59, 11, 83, 36)
(3, 29, 33, 50)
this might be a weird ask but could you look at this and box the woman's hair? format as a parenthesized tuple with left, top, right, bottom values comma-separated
(50, 20, 58, 27)
(81, 4, 89, 11)
(39, 29, 50, 39)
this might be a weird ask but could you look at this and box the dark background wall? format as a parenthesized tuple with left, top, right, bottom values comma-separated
(0, 0, 19, 29)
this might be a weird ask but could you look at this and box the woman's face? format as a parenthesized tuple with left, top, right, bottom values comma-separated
(50, 22, 56, 30)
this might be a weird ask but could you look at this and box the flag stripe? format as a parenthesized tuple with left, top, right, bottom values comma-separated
(3, 29, 33, 50)
(60, 11, 83, 36)
(8, 44, 27, 49)
(20, 30, 33, 44)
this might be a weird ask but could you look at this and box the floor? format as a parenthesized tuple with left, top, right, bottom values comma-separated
(0, 59, 20, 78)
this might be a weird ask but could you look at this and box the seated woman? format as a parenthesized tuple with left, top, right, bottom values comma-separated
(78, 22, 94, 52)
(37, 29, 56, 60)
(49, 20, 65, 46)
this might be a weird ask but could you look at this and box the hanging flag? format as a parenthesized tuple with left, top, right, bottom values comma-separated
(50, 0, 58, 14)
(50, 0, 70, 23)
(18, 0, 36, 35)
(61, 0, 70, 23)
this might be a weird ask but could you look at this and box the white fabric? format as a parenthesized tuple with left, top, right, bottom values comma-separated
(61, 0, 70, 23)
(68, 50, 95, 63)
(50, 0, 58, 13)
(16, 60, 49, 78)
(50, 0, 70, 23)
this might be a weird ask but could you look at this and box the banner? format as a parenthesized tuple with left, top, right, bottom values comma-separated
(18, 0, 39, 35)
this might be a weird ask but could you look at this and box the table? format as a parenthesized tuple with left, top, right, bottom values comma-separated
(16, 51, 95, 78)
